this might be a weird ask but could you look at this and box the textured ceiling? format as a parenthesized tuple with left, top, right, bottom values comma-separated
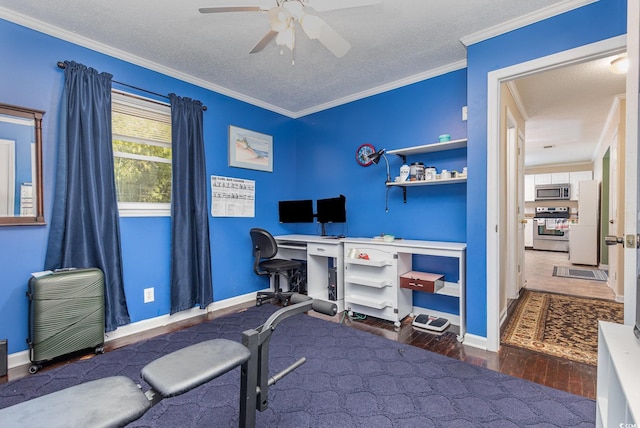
(513, 55, 627, 167)
(0, 0, 585, 117)
(1, 0, 619, 167)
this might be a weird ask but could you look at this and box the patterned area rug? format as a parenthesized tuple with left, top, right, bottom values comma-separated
(502, 289, 623, 365)
(552, 266, 608, 281)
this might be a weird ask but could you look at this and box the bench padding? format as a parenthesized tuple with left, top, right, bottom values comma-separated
(0, 375, 151, 428)
(141, 338, 250, 397)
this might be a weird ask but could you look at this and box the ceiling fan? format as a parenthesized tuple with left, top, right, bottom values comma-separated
(199, 0, 382, 60)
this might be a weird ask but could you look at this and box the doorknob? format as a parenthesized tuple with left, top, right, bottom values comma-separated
(605, 234, 640, 248)
(605, 235, 624, 246)
(520, 219, 528, 224)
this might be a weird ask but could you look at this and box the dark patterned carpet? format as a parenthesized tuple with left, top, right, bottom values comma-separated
(502, 289, 624, 365)
(1, 304, 596, 427)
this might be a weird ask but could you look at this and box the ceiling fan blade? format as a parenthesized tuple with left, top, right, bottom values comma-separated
(250, 30, 278, 53)
(199, 7, 263, 13)
(317, 24, 351, 58)
(304, 0, 382, 12)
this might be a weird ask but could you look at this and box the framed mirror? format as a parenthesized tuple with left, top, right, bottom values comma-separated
(0, 103, 45, 226)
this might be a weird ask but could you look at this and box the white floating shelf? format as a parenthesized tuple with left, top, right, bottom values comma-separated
(386, 138, 467, 157)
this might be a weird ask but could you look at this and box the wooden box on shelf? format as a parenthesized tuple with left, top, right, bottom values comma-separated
(399, 271, 444, 293)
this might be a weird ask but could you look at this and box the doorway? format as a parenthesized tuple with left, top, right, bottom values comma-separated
(486, 35, 631, 352)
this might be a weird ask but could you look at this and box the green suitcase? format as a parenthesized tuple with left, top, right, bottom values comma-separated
(27, 268, 105, 373)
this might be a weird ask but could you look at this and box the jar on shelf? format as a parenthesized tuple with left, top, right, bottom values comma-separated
(410, 162, 425, 180)
(425, 166, 436, 180)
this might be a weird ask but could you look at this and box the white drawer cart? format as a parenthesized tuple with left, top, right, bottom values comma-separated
(343, 242, 412, 328)
(343, 238, 466, 341)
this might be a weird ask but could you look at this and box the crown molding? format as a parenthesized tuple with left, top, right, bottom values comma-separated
(460, 0, 598, 47)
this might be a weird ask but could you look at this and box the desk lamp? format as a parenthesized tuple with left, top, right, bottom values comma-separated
(364, 148, 391, 212)
(365, 148, 391, 183)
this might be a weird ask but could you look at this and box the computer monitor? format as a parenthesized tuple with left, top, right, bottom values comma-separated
(278, 199, 314, 223)
(316, 195, 346, 224)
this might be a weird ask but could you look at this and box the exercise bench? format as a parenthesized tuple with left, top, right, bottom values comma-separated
(0, 294, 337, 428)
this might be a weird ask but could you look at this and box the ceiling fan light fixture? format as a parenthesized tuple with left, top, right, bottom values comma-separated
(276, 25, 295, 50)
(610, 54, 628, 74)
(300, 14, 325, 39)
(268, 7, 291, 32)
(282, 0, 304, 18)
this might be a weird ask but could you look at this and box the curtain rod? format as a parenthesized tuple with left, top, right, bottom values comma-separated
(57, 61, 207, 111)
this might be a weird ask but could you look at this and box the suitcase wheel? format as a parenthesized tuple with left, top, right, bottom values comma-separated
(95, 345, 104, 354)
(28, 364, 41, 374)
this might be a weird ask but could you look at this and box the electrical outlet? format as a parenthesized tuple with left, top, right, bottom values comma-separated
(144, 287, 154, 303)
(462, 106, 468, 121)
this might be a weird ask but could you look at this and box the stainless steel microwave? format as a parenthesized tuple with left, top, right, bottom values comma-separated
(535, 184, 571, 200)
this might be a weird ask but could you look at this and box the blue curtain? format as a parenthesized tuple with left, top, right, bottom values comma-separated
(45, 61, 130, 332)
(169, 94, 213, 314)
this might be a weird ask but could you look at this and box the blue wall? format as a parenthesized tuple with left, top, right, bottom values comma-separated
(465, 0, 627, 337)
(0, 18, 297, 353)
(0, 0, 629, 354)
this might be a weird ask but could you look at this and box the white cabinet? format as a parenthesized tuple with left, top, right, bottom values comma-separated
(570, 170, 593, 200)
(524, 219, 534, 248)
(343, 238, 467, 340)
(524, 175, 535, 201)
(534, 174, 552, 185)
(533, 172, 571, 185)
(596, 322, 640, 427)
(551, 172, 570, 183)
(343, 243, 412, 327)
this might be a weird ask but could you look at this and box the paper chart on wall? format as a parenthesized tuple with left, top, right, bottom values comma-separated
(211, 175, 255, 217)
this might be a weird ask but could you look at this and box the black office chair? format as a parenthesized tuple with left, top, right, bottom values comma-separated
(250, 228, 302, 306)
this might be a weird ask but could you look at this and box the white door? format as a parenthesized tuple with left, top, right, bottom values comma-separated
(625, 0, 639, 326)
(609, 130, 621, 294)
(516, 130, 526, 295)
(0, 139, 16, 216)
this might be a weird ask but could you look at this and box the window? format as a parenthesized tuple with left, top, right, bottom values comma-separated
(112, 91, 172, 216)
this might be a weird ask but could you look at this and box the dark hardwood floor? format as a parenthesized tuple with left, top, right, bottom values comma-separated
(0, 299, 597, 400)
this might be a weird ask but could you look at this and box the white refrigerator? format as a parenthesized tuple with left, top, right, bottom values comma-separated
(569, 180, 599, 265)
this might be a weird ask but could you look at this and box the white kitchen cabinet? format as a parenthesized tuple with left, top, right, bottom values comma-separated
(534, 174, 551, 185)
(596, 322, 640, 427)
(551, 172, 570, 183)
(533, 172, 571, 186)
(524, 219, 534, 248)
(570, 170, 593, 200)
(524, 175, 535, 201)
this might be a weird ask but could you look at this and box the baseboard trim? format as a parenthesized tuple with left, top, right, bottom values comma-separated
(8, 291, 259, 370)
(462, 333, 489, 350)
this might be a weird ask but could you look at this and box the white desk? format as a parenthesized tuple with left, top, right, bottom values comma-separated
(342, 238, 467, 341)
(273, 235, 467, 341)
(274, 234, 345, 312)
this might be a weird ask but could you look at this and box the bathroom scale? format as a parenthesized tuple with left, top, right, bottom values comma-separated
(412, 314, 450, 332)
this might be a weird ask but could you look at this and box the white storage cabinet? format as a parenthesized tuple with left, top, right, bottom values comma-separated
(343, 243, 412, 327)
